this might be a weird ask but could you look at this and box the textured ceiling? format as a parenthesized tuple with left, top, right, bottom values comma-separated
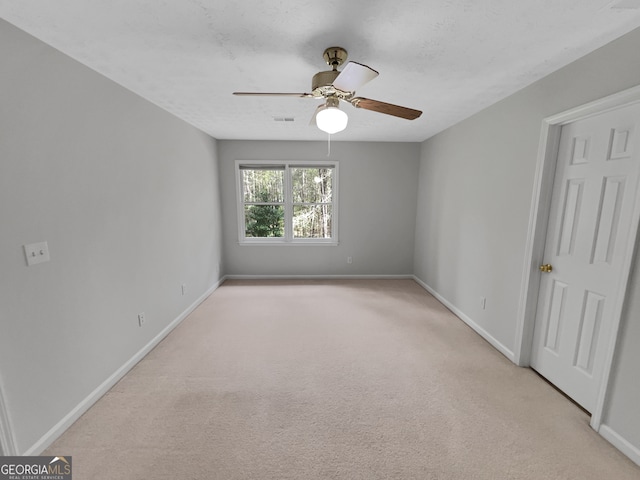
(2, 1, 640, 142)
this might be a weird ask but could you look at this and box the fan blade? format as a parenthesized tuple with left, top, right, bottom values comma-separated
(351, 97, 422, 120)
(332, 62, 379, 92)
(233, 92, 314, 97)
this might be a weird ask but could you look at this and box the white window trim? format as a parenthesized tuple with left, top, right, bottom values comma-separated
(235, 159, 339, 246)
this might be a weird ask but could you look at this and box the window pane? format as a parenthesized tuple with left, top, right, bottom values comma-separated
(244, 205, 284, 237)
(292, 167, 332, 203)
(243, 169, 284, 203)
(293, 205, 332, 238)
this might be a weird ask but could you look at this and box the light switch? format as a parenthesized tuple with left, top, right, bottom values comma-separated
(24, 241, 50, 266)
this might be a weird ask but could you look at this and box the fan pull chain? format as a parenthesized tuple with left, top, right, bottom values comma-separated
(327, 132, 331, 157)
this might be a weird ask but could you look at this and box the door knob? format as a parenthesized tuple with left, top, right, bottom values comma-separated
(539, 264, 553, 273)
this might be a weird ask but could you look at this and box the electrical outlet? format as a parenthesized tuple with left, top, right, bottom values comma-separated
(181, 283, 187, 296)
(480, 297, 487, 310)
(138, 312, 146, 327)
(347, 256, 353, 264)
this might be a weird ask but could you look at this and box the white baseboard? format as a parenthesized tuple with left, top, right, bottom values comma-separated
(412, 276, 516, 363)
(224, 274, 414, 280)
(23, 279, 222, 456)
(599, 424, 640, 467)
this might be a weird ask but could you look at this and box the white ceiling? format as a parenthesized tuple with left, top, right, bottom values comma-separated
(2, 1, 640, 142)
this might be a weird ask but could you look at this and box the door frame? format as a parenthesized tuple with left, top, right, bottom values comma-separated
(514, 84, 640, 430)
(0, 379, 16, 455)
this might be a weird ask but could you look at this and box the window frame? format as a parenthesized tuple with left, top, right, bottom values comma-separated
(235, 160, 339, 246)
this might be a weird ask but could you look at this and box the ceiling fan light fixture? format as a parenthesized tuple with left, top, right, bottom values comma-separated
(316, 99, 348, 134)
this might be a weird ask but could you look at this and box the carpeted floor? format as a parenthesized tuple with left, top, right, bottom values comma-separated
(45, 279, 640, 479)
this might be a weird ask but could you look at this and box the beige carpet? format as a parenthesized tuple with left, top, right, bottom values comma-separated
(45, 279, 640, 479)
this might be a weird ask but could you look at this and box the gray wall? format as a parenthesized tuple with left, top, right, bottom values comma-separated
(219, 140, 420, 276)
(0, 20, 223, 454)
(414, 27, 640, 457)
(606, 246, 640, 450)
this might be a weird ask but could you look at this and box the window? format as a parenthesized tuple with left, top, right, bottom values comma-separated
(236, 161, 338, 244)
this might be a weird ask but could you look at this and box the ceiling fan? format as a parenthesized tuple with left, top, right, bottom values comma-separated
(233, 46, 422, 134)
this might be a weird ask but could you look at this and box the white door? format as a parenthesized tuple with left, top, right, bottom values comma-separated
(530, 102, 640, 413)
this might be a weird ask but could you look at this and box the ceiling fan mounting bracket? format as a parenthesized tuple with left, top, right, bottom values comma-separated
(323, 46, 348, 70)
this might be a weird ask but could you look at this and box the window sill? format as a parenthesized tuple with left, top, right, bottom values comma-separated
(238, 241, 339, 247)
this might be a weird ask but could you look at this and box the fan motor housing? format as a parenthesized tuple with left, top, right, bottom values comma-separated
(312, 70, 340, 91)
